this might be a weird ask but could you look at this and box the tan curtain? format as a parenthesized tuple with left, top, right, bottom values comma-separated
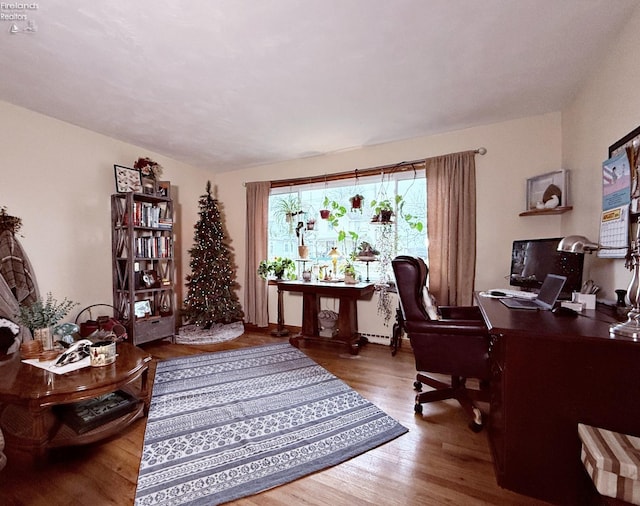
(426, 151, 477, 306)
(244, 181, 271, 326)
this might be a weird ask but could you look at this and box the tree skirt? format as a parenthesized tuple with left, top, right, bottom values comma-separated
(134, 343, 407, 505)
(174, 321, 244, 345)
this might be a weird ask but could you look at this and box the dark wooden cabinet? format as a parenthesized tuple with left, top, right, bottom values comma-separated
(477, 295, 640, 505)
(111, 189, 175, 345)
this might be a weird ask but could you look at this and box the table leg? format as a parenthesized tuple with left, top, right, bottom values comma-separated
(271, 285, 290, 337)
(337, 297, 361, 355)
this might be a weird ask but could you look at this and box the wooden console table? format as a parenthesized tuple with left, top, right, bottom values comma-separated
(277, 280, 375, 355)
(0, 342, 151, 458)
(475, 294, 640, 505)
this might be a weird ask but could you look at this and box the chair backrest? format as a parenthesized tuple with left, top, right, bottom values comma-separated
(392, 255, 430, 322)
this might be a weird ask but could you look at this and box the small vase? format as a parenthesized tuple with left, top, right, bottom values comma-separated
(33, 327, 54, 351)
(298, 245, 309, 259)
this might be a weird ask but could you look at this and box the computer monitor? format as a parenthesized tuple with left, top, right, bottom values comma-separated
(509, 237, 584, 298)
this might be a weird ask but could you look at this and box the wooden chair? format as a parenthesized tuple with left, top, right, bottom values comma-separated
(391, 255, 490, 431)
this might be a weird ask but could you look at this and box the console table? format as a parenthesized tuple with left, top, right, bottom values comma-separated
(0, 342, 151, 458)
(277, 280, 375, 355)
(475, 295, 640, 505)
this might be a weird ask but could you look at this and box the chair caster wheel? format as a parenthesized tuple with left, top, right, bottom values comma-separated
(413, 381, 422, 391)
(414, 403, 423, 414)
(469, 407, 483, 432)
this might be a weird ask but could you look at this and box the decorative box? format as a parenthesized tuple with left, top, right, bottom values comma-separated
(578, 423, 640, 505)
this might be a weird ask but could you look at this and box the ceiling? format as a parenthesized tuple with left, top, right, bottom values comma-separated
(1, 0, 637, 173)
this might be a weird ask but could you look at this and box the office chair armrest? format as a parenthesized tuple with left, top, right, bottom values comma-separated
(406, 319, 487, 335)
(439, 306, 484, 321)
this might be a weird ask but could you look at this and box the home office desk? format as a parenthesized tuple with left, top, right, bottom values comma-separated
(475, 294, 640, 505)
(277, 280, 375, 355)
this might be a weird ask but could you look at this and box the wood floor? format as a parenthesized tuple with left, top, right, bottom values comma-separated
(0, 332, 552, 506)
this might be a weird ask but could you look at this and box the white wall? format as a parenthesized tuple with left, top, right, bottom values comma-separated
(0, 101, 210, 321)
(561, 5, 640, 301)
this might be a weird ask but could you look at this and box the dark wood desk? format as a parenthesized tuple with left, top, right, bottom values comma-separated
(475, 294, 640, 505)
(277, 280, 375, 355)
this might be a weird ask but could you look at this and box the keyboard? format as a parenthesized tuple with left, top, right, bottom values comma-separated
(490, 288, 538, 300)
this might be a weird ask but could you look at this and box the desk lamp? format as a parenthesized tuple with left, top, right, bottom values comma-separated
(328, 247, 340, 279)
(558, 230, 639, 339)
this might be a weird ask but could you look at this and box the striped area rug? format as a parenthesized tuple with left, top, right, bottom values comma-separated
(134, 343, 408, 505)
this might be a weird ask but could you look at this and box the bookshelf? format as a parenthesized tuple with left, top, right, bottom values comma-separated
(111, 185, 175, 345)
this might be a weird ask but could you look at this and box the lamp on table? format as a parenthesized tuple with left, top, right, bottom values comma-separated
(558, 228, 638, 338)
(328, 247, 340, 279)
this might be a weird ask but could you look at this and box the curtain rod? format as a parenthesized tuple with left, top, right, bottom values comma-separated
(244, 147, 487, 188)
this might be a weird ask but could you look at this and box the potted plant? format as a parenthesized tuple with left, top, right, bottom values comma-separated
(349, 194, 365, 211)
(342, 262, 357, 284)
(16, 292, 78, 350)
(370, 198, 394, 223)
(273, 195, 302, 233)
(258, 257, 295, 280)
(356, 241, 380, 259)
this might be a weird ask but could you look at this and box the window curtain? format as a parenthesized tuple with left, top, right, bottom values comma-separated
(244, 181, 270, 327)
(426, 151, 477, 306)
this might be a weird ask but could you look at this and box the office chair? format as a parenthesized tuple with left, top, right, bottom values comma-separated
(391, 255, 491, 431)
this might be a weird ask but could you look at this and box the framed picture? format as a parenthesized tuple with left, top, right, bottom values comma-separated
(525, 170, 569, 211)
(134, 299, 152, 318)
(157, 181, 171, 198)
(609, 125, 640, 214)
(114, 165, 143, 193)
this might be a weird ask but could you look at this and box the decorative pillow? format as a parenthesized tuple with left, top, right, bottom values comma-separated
(0, 318, 19, 355)
(422, 286, 440, 320)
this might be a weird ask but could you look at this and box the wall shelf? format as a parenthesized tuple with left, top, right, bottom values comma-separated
(519, 206, 573, 217)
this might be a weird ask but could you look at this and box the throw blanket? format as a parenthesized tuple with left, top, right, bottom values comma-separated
(135, 342, 408, 505)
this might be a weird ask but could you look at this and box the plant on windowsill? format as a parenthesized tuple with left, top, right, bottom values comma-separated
(258, 257, 295, 280)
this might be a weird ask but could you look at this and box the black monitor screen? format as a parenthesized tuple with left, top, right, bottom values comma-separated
(509, 237, 584, 297)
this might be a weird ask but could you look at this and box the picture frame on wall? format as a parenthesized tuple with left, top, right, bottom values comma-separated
(609, 125, 640, 214)
(114, 165, 143, 193)
(525, 170, 569, 211)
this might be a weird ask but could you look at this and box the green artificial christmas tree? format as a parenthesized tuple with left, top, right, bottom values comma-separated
(182, 181, 244, 327)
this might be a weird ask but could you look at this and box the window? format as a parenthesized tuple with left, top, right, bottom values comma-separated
(267, 171, 427, 282)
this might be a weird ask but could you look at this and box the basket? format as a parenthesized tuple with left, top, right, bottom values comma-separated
(75, 304, 127, 340)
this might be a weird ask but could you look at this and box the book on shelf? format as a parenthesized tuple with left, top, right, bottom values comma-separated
(54, 390, 139, 434)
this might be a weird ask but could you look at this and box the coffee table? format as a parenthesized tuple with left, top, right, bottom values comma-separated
(0, 342, 151, 457)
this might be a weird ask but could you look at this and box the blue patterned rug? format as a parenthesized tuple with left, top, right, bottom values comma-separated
(134, 343, 408, 505)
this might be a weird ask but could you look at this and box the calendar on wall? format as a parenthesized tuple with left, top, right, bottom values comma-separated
(599, 151, 630, 258)
(599, 125, 640, 258)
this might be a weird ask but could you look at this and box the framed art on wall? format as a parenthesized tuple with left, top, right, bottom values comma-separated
(609, 125, 640, 214)
(114, 165, 143, 193)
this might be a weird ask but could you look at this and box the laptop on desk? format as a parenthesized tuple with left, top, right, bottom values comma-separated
(499, 274, 567, 310)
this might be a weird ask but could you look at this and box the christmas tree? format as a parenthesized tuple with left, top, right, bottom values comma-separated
(182, 181, 244, 327)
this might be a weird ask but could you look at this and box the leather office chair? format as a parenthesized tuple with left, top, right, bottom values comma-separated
(391, 255, 491, 431)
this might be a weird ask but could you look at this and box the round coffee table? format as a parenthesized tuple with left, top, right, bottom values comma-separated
(0, 342, 151, 457)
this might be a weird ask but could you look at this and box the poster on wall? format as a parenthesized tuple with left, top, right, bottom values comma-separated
(599, 151, 630, 258)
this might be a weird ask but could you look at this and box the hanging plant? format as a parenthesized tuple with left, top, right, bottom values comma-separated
(349, 194, 365, 211)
